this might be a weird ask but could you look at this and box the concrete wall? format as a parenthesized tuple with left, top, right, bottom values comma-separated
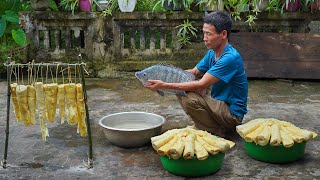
(20, 12, 320, 79)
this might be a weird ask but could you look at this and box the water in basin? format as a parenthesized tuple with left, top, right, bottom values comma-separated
(110, 120, 155, 130)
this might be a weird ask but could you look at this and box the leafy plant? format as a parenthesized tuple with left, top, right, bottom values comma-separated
(197, 0, 224, 9)
(0, 0, 29, 73)
(97, 0, 119, 16)
(60, 0, 79, 14)
(0, 11, 27, 47)
(153, 0, 194, 12)
(135, 0, 160, 11)
(175, 19, 198, 46)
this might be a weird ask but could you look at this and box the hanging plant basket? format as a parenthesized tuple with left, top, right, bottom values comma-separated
(118, 0, 137, 12)
(79, 0, 92, 12)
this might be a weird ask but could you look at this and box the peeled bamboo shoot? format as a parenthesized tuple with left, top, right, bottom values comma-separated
(244, 124, 265, 142)
(43, 83, 58, 123)
(236, 121, 261, 138)
(152, 133, 176, 150)
(16, 85, 31, 126)
(10, 83, 22, 122)
(157, 136, 178, 156)
(57, 84, 66, 124)
(27, 85, 36, 125)
(168, 137, 185, 160)
(194, 140, 208, 160)
(270, 124, 281, 146)
(76, 84, 87, 137)
(183, 133, 196, 159)
(196, 136, 220, 155)
(35, 82, 49, 141)
(280, 129, 294, 147)
(65, 83, 78, 125)
(202, 135, 230, 153)
(255, 125, 271, 146)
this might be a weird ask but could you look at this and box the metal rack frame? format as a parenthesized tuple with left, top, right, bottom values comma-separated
(2, 58, 93, 169)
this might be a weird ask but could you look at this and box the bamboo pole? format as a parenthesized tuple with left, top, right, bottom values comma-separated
(79, 55, 93, 168)
(4, 62, 86, 67)
(3, 57, 12, 169)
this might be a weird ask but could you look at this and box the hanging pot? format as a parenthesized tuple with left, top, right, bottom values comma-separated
(96, 0, 110, 11)
(79, 0, 92, 12)
(283, 0, 300, 12)
(118, 0, 137, 12)
(310, 0, 320, 12)
(30, 0, 49, 11)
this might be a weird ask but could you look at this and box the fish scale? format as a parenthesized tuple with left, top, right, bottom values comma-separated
(135, 64, 195, 96)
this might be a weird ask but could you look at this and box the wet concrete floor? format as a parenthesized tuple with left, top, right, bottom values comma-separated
(0, 76, 319, 179)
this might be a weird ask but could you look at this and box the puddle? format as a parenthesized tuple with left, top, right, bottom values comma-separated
(19, 162, 44, 168)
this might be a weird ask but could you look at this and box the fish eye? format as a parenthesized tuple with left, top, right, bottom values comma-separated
(143, 73, 146, 76)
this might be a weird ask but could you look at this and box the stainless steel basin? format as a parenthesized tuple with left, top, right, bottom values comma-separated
(98, 112, 166, 148)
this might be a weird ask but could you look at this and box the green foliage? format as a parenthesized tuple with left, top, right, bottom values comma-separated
(0, 0, 28, 73)
(0, 10, 26, 45)
(0, 18, 6, 37)
(135, 0, 160, 11)
(49, 0, 60, 11)
(0, 0, 22, 14)
(176, 19, 198, 46)
(98, 0, 119, 16)
(12, 29, 27, 46)
(60, 0, 79, 14)
(153, 0, 191, 12)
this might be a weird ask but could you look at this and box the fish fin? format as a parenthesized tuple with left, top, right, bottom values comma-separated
(156, 90, 165, 96)
(176, 91, 187, 96)
(158, 62, 174, 67)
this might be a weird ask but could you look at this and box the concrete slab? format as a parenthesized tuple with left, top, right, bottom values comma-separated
(0, 77, 319, 179)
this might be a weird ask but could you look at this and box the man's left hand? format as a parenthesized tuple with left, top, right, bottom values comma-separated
(144, 79, 164, 91)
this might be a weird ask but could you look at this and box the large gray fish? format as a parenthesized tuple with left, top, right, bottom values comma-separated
(135, 64, 195, 96)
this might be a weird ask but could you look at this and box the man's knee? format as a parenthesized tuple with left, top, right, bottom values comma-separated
(181, 96, 199, 110)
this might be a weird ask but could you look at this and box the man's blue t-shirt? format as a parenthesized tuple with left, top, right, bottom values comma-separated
(196, 44, 248, 118)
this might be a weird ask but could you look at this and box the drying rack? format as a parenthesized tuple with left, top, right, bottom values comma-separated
(2, 56, 93, 169)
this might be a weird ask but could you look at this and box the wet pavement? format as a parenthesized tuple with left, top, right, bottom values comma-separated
(0, 76, 319, 179)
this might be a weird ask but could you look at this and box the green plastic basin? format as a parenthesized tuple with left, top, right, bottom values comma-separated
(160, 153, 225, 177)
(244, 141, 306, 164)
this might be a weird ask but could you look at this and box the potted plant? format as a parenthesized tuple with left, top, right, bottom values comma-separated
(60, 0, 94, 14)
(197, 0, 224, 12)
(266, 0, 283, 12)
(118, 0, 137, 12)
(153, 0, 193, 11)
(60, 0, 80, 14)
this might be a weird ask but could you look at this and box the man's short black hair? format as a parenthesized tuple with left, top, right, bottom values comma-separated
(203, 11, 233, 39)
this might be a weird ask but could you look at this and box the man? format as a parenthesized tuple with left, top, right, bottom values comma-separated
(144, 11, 248, 138)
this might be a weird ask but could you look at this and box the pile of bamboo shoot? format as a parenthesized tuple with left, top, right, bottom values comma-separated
(10, 82, 87, 141)
(236, 118, 318, 147)
(151, 126, 235, 160)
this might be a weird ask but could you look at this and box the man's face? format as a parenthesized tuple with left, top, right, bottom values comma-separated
(202, 23, 225, 50)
